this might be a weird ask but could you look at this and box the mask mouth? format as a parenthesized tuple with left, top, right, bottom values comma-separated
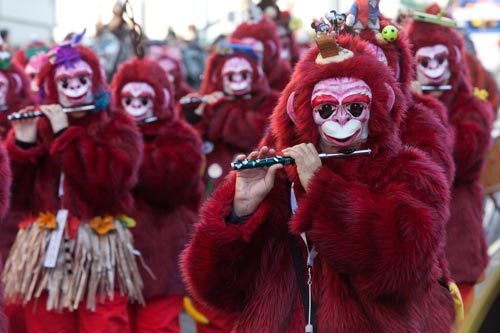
(65, 91, 89, 104)
(421, 68, 447, 84)
(323, 129, 360, 147)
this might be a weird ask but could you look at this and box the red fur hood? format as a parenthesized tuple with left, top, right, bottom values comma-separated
(199, 50, 271, 97)
(111, 57, 175, 120)
(1, 61, 35, 110)
(270, 36, 405, 156)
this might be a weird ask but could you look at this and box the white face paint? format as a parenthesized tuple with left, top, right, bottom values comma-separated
(120, 82, 155, 121)
(415, 44, 450, 88)
(55, 60, 94, 107)
(0, 72, 8, 107)
(311, 78, 371, 152)
(222, 57, 253, 97)
(158, 58, 177, 84)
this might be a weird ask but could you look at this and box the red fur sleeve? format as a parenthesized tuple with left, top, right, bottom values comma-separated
(5, 130, 44, 212)
(181, 173, 289, 312)
(134, 121, 203, 208)
(291, 148, 449, 300)
(449, 94, 494, 180)
(50, 112, 142, 210)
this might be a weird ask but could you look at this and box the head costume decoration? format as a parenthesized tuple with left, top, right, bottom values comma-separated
(271, 33, 405, 167)
(406, 5, 464, 100)
(199, 41, 267, 97)
(112, 57, 174, 122)
(38, 29, 110, 112)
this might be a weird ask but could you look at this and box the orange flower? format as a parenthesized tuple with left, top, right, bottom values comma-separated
(37, 211, 57, 230)
(89, 215, 116, 235)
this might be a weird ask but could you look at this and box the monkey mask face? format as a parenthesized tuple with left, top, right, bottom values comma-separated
(0, 72, 8, 107)
(120, 82, 155, 121)
(157, 58, 177, 85)
(222, 56, 253, 97)
(311, 77, 371, 152)
(55, 59, 94, 107)
(415, 44, 450, 96)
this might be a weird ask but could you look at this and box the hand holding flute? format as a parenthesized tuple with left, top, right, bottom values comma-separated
(11, 105, 71, 139)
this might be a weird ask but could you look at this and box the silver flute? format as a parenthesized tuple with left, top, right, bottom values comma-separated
(231, 148, 372, 170)
(7, 104, 95, 121)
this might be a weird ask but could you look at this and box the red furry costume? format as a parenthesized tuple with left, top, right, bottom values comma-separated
(407, 6, 494, 301)
(194, 46, 279, 191)
(147, 45, 195, 103)
(0, 124, 12, 333)
(181, 37, 455, 333)
(0, 59, 34, 139)
(229, 16, 292, 91)
(357, 20, 455, 184)
(2, 43, 144, 333)
(111, 57, 204, 332)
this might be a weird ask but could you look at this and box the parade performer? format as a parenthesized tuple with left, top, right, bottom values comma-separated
(407, 5, 495, 313)
(111, 57, 204, 333)
(181, 31, 455, 333)
(2, 31, 144, 333)
(13, 40, 49, 96)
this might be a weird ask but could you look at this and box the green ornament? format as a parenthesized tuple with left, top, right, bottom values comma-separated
(381, 25, 398, 42)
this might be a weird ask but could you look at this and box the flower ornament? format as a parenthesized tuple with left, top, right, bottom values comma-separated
(38, 211, 57, 230)
(48, 29, 86, 68)
(90, 215, 116, 235)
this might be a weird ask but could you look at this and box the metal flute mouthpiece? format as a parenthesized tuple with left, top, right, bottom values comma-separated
(231, 148, 372, 170)
(179, 96, 207, 105)
(7, 104, 96, 121)
(420, 85, 452, 91)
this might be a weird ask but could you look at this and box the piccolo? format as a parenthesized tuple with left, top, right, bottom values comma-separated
(179, 96, 207, 105)
(420, 85, 452, 91)
(7, 104, 95, 121)
(231, 148, 372, 170)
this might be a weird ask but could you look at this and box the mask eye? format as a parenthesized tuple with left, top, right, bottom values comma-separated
(60, 78, 69, 89)
(141, 97, 149, 106)
(436, 55, 446, 64)
(124, 97, 132, 106)
(241, 72, 248, 80)
(346, 103, 365, 117)
(420, 58, 429, 68)
(78, 75, 87, 85)
(316, 104, 336, 119)
(228, 73, 234, 82)
(29, 74, 36, 80)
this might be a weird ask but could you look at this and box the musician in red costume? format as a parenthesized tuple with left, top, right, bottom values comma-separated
(111, 57, 204, 333)
(407, 4, 495, 313)
(147, 44, 194, 104)
(229, 6, 292, 91)
(2, 32, 144, 333)
(0, 100, 12, 333)
(181, 34, 455, 333)
(0, 44, 35, 333)
(183, 42, 279, 192)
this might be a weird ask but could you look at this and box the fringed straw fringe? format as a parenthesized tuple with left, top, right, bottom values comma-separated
(2, 220, 144, 312)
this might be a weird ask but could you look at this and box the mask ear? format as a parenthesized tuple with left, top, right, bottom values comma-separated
(12, 73, 22, 93)
(453, 45, 461, 64)
(384, 83, 395, 112)
(163, 88, 171, 109)
(266, 40, 277, 58)
(287, 92, 297, 124)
